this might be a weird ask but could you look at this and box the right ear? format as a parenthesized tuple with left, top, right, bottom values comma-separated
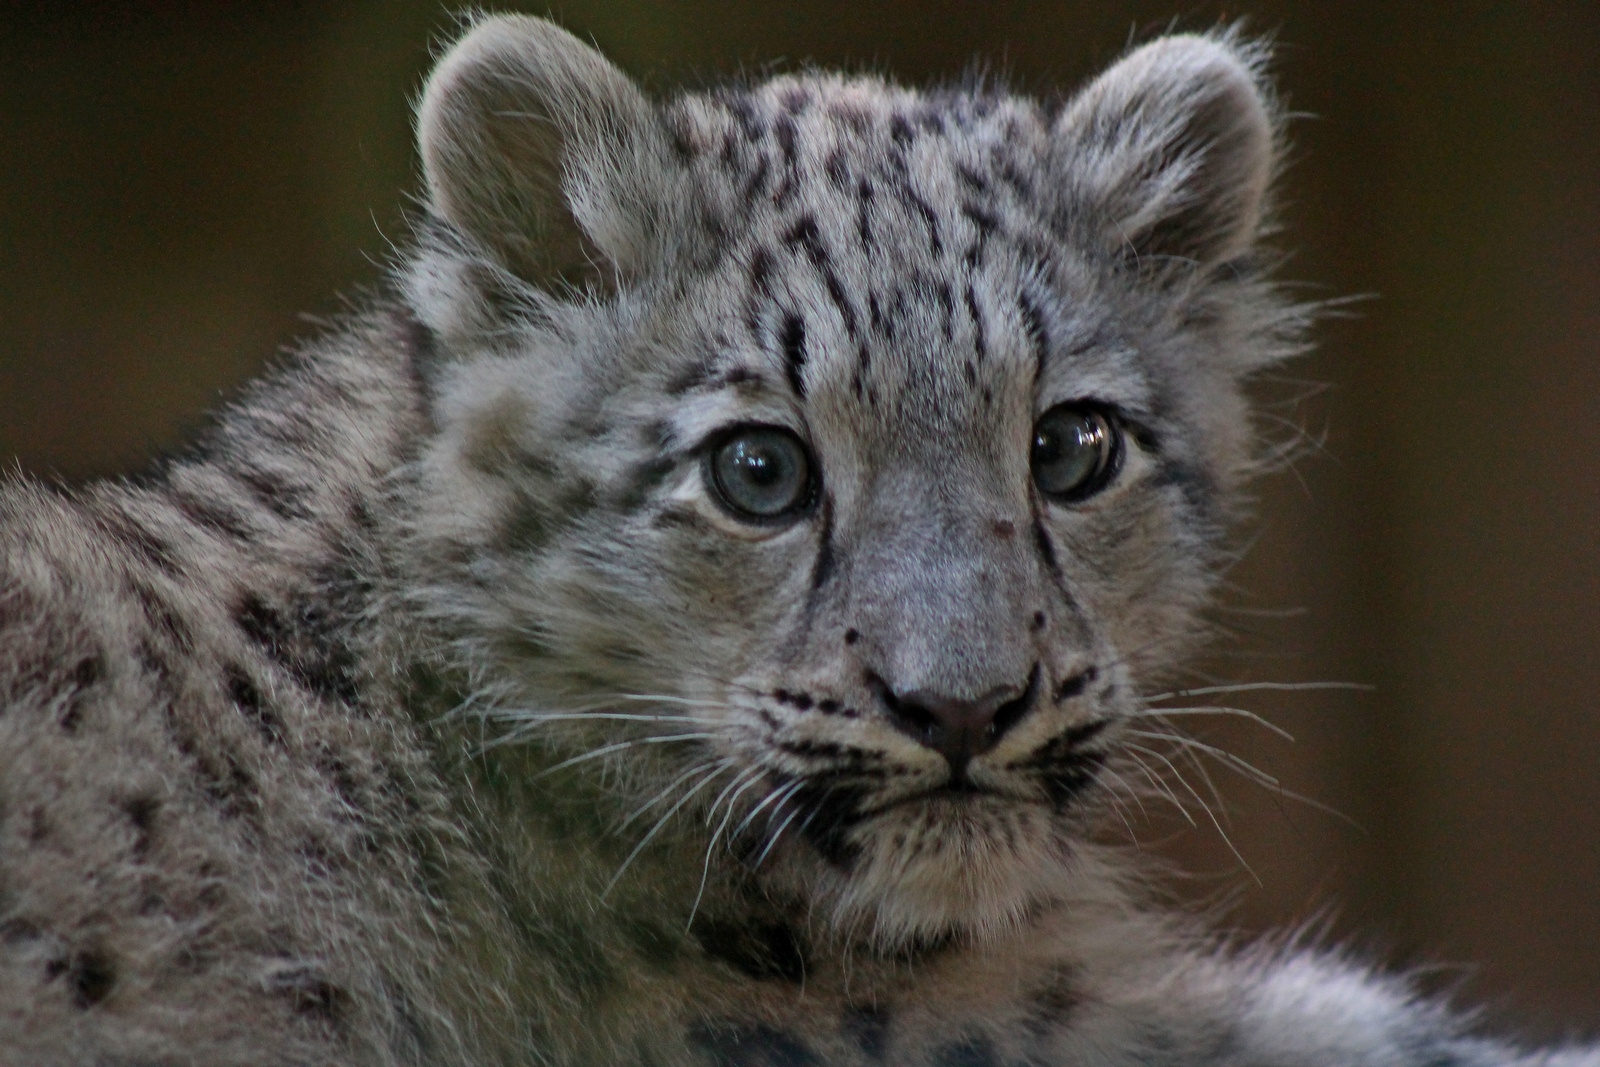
(416, 15, 674, 286)
(1051, 33, 1277, 278)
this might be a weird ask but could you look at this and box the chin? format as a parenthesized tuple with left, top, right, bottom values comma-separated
(761, 793, 1091, 952)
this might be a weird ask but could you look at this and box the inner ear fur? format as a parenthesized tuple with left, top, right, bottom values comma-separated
(417, 15, 676, 286)
(1053, 33, 1276, 275)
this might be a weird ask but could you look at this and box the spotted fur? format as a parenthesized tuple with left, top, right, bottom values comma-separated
(0, 14, 1593, 1067)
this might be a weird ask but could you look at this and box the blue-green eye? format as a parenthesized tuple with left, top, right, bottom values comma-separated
(706, 426, 816, 521)
(1031, 404, 1121, 502)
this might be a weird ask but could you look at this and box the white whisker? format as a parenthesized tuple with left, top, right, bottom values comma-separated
(1128, 706, 1294, 742)
(1121, 750, 1195, 825)
(612, 692, 737, 709)
(687, 767, 767, 931)
(1094, 768, 1147, 842)
(493, 711, 724, 727)
(1097, 767, 1151, 821)
(1130, 729, 1361, 829)
(1126, 730, 1281, 788)
(1143, 681, 1370, 702)
(704, 765, 761, 828)
(730, 778, 804, 844)
(619, 758, 725, 832)
(523, 733, 716, 777)
(753, 797, 807, 869)
(604, 763, 731, 898)
(1125, 742, 1258, 884)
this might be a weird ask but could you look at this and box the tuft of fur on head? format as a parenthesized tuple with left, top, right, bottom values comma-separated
(397, 15, 1309, 952)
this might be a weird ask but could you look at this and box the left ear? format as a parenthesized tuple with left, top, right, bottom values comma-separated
(416, 15, 677, 287)
(1052, 33, 1276, 274)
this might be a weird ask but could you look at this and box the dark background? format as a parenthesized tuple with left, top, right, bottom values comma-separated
(2, 0, 1596, 1041)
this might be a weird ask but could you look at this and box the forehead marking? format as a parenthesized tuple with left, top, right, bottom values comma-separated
(745, 246, 776, 346)
(890, 163, 941, 256)
(965, 282, 989, 361)
(723, 93, 764, 137)
(960, 201, 999, 271)
(935, 279, 955, 342)
(856, 178, 875, 251)
(780, 314, 807, 399)
(773, 113, 799, 207)
(784, 215, 860, 341)
(956, 162, 989, 193)
(742, 153, 772, 206)
(824, 148, 849, 191)
(1018, 291, 1049, 382)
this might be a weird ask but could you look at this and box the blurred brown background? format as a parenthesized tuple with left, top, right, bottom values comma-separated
(1, 0, 1596, 1042)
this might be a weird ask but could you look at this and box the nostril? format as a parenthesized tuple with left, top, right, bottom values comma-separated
(875, 683, 941, 749)
(988, 664, 1041, 740)
(871, 665, 1041, 771)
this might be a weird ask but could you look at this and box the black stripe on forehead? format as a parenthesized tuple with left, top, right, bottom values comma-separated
(739, 245, 815, 400)
(824, 147, 849, 190)
(773, 112, 799, 206)
(780, 314, 808, 398)
(664, 342, 780, 401)
(720, 92, 765, 138)
(743, 154, 772, 205)
(784, 215, 860, 340)
(935, 279, 955, 341)
(745, 246, 776, 346)
(856, 177, 875, 251)
(965, 282, 989, 361)
(883, 129, 944, 256)
(961, 200, 998, 270)
(1018, 291, 1049, 378)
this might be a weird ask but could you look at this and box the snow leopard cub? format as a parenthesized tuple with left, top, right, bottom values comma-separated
(0, 13, 1593, 1067)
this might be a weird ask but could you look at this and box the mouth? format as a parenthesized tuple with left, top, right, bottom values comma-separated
(860, 776, 1014, 818)
(753, 720, 1114, 866)
(867, 715, 1116, 819)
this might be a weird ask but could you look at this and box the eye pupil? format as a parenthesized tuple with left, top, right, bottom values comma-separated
(737, 444, 781, 485)
(708, 427, 815, 521)
(1030, 404, 1120, 502)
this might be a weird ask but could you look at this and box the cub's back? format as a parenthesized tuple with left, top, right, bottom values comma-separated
(0, 314, 475, 1066)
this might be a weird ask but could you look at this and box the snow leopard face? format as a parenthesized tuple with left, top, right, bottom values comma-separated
(403, 17, 1292, 947)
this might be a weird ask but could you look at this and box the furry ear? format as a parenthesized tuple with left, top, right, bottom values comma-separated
(417, 15, 675, 285)
(1053, 34, 1275, 274)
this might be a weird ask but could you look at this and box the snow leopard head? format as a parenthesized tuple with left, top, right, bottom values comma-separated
(401, 15, 1296, 948)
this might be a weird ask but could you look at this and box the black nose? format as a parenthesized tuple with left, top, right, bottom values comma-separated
(876, 665, 1040, 773)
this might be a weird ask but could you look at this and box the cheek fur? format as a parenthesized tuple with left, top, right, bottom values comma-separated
(652, 521, 822, 652)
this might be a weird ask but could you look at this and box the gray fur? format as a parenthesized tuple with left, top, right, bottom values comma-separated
(0, 14, 1592, 1067)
